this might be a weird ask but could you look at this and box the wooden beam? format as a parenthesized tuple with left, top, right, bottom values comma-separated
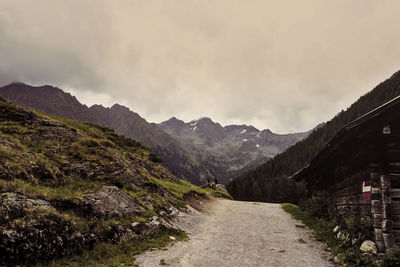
(372, 200, 383, 214)
(390, 188, 400, 199)
(383, 233, 397, 250)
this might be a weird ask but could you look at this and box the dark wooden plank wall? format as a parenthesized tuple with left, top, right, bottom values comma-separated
(334, 170, 371, 218)
(332, 138, 371, 218)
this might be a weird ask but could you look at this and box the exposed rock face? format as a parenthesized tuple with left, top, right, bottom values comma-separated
(0, 191, 177, 265)
(0, 214, 97, 265)
(83, 186, 146, 217)
(0, 193, 55, 219)
(0, 193, 96, 265)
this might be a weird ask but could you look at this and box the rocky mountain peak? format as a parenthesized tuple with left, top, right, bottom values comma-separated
(196, 117, 213, 123)
(90, 104, 106, 109)
(110, 103, 131, 112)
(0, 83, 94, 122)
(261, 129, 273, 135)
(160, 117, 186, 127)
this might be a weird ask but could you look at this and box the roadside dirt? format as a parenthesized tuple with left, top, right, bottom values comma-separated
(135, 199, 335, 267)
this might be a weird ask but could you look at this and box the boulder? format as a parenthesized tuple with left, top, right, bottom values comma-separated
(215, 184, 229, 195)
(168, 205, 179, 216)
(105, 225, 137, 244)
(0, 192, 55, 219)
(83, 186, 145, 217)
(201, 182, 229, 195)
(136, 216, 176, 236)
(360, 240, 377, 254)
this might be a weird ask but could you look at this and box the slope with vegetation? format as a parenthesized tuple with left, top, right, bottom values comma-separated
(0, 97, 226, 266)
(228, 70, 400, 203)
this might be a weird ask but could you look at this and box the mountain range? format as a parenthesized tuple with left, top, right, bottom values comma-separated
(159, 117, 313, 181)
(0, 82, 314, 185)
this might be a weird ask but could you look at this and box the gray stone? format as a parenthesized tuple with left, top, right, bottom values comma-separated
(83, 186, 145, 217)
(0, 193, 55, 219)
(201, 182, 230, 195)
(333, 256, 340, 263)
(333, 225, 340, 233)
(360, 240, 377, 254)
(168, 206, 179, 216)
(141, 216, 175, 235)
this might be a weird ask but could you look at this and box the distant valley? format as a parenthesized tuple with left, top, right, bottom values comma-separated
(0, 83, 315, 185)
(159, 117, 313, 182)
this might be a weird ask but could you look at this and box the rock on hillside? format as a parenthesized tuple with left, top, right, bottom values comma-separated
(0, 97, 219, 265)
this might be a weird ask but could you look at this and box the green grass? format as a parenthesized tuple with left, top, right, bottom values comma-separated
(281, 203, 377, 266)
(148, 177, 205, 198)
(149, 176, 231, 200)
(45, 229, 187, 267)
(208, 189, 232, 199)
(282, 203, 400, 266)
(0, 178, 101, 200)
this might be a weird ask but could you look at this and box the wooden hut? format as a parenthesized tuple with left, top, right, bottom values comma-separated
(292, 96, 400, 253)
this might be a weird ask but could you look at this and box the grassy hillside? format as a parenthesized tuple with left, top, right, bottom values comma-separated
(0, 97, 227, 265)
(227, 70, 400, 203)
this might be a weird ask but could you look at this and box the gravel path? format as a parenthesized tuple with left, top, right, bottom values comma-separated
(135, 199, 334, 267)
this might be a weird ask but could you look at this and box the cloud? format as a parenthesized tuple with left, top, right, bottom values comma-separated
(1, 0, 400, 133)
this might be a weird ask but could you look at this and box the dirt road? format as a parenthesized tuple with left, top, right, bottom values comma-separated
(135, 199, 334, 267)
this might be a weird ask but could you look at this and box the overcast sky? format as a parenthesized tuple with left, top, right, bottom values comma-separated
(1, 1, 400, 133)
